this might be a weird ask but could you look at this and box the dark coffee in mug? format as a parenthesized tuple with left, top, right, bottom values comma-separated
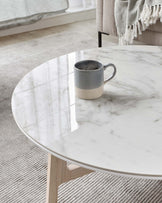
(76, 61, 99, 70)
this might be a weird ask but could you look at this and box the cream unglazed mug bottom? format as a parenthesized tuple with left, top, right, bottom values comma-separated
(74, 60, 117, 100)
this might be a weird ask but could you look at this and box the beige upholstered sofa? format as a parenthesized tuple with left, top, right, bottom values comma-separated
(97, 0, 162, 46)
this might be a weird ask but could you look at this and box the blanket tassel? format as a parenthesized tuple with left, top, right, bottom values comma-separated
(120, 4, 162, 45)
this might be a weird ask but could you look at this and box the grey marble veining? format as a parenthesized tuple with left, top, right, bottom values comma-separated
(12, 46, 162, 178)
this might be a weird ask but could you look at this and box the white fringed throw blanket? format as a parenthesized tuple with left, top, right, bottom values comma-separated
(115, 0, 162, 44)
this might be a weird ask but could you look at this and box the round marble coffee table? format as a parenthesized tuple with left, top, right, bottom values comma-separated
(12, 46, 162, 203)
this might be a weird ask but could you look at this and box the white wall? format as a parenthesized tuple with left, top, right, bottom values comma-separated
(69, 0, 96, 8)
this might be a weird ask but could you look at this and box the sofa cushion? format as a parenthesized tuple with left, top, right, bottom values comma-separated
(147, 21, 162, 33)
(97, 0, 117, 36)
(102, 0, 117, 36)
(137, 29, 162, 46)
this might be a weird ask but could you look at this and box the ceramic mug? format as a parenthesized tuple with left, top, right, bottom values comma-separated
(74, 60, 116, 99)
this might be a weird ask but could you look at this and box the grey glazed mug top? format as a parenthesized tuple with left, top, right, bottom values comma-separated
(74, 60, 116, 90)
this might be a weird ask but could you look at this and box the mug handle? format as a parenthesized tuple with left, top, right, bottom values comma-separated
(103, 63, 117, 84)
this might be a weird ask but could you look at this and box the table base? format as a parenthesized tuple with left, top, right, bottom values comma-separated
(46, 154, 93, 203)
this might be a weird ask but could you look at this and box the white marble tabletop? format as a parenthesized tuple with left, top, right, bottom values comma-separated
(12, 46, 162, 179)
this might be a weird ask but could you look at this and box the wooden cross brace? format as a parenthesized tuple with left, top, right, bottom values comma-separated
(46, 153, 93, 203)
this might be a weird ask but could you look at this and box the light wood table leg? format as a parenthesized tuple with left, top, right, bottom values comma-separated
(46, 153, 93, 203)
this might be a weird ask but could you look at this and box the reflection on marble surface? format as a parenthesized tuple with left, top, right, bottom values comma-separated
(12, 46, 162, 178)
